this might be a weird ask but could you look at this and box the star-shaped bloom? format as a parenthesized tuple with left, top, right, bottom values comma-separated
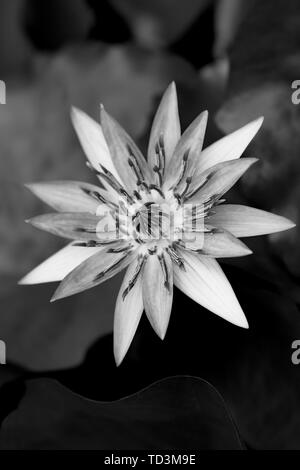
(20, 83, 295, 365)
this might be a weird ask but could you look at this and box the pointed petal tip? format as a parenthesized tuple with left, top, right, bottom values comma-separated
(24, 182, 45, 197)
(18, 274, 48, 286)
(50, 285, 66, 302)
(148, 320, 169, 341)
(114, 354, 123, 367)
(50, 292, 59, 303)
(149, 323, 167, 340)
(241, 317, 249, 329)
(70, 105, 81, 121)
(70, 105, 101, 130)
(238, 240, 253, 256)
(235, 245, 253, 257)
(25, 217, 42, 228)
(266, 213, 296, 233)
(242, 157, 259, 169)
(271, 217, 296, 233)
(243, 116, 264, 133)
(25, 216, 45, 227)
(238, 318, 249, 329)
(249, 156, 259, 164)
(251, 115, 264, 127)
(230, 309, 249, 329)
(233, 302, 249, 328)
(196, 109, 208, 125)
(113, 341, 127, 367)
(257, 115, 264, 124)
(236, 116, 264, 142)
(99, 105, 107, 119)
(51, 281, 74, 302)
(99, 105, 110, 126)
(166, 81, 177, 97)
(158, 330, 167, 341)
(285, 219, 296, 230)
(70, 106, 88, 130)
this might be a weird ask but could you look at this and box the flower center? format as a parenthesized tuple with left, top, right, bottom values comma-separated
(92, 157, 208, 254)
(125, 189, 176, 249)
(114, 187, 206, 256)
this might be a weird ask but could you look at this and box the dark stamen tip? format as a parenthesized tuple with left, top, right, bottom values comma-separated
(158, 134, 164, 148)
(164, 281, 171, 292)
(122, 290, 128, 301)
(210, 228, 224, 234)
(133, 190, 142, 200)
(183, 150, 190, 161)
(81, 186, 91, 195)
(94, 272, 104, 282)
(100, 164, 108, 174)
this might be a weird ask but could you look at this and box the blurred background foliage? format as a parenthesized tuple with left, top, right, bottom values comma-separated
(0, 0, 300, 450)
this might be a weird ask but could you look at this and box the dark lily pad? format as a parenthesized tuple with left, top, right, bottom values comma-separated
(0, 365, 25, 429)
(36, 263, 300, 449)
(0, 376, 243, 450)
(0, 274, 118, 371)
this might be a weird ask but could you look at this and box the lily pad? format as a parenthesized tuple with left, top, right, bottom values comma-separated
(43, 264, 300, 449)
(0, 274, 120, 371)
(0, 376, 243, 449)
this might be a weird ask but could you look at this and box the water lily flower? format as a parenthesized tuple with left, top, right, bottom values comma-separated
(20, 83, 295, 365)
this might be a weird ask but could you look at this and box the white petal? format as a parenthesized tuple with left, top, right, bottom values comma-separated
(188, 158, 257, 203)
(208, 204, 296, 237)
(25, 180, 108, 213)
(19, 243, 103, 284)
(100, 106, 152, 192)
(27, 212, 110, 241)
(114, 259, 144, 366)
(51, 246, 134, 301)
(71, 107, 122, 183)
(164, 110, 208, 192)
(181, 228, 252, 257)
(174, 249, 248, 328)
(98, 179, 124, 206)
(142, 252, 173, 339)
(147, 82, 181, 175)
(193, 117, 263, 177)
